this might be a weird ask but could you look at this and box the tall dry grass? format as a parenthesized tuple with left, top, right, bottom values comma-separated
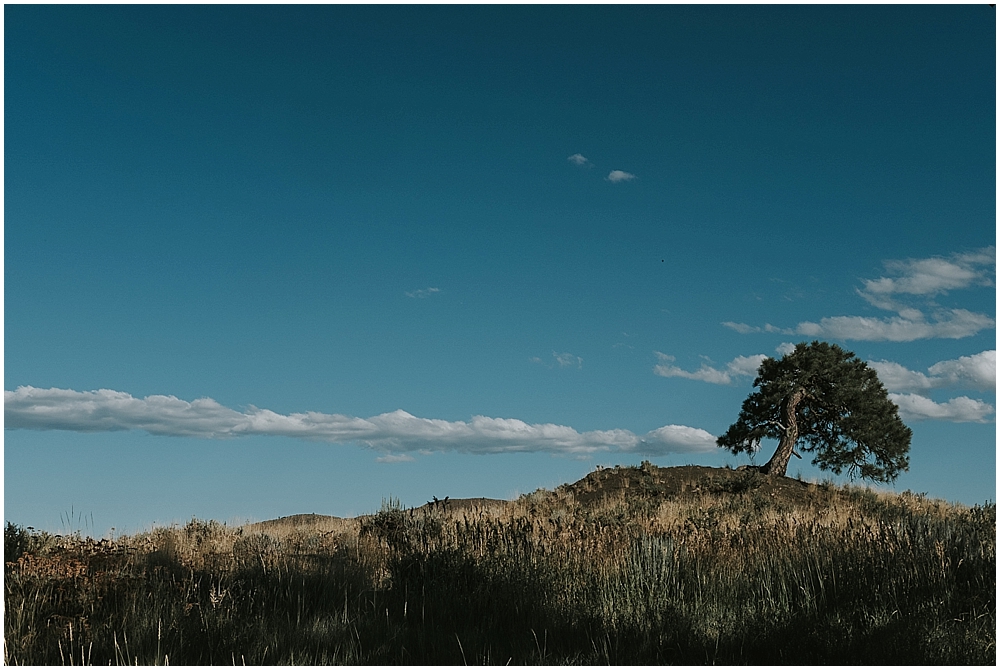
(4, 467, 995, 664)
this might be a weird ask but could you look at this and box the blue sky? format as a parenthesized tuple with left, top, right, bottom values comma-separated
(5, 5, 996, 536)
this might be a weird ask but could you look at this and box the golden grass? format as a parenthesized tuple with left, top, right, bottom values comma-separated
(4, 464, 995, 664)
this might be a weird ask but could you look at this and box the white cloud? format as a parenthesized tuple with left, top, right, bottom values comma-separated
(866, 351, 995, 423)
(3, 386, 718, 456)
(567, 153, 591, 167)
(606, 170, 636, 183)
(888, 393, 994, 423)
(860, 247, 995, 301)
(375, 453, 416, 463)
(870, 350, 996, 394)
(795, 309, 995, 342)
(633, 425, 718, 455)
(776, 342, 797, 356)
(868, 361, 936, 394)
(927, 350, 996, 390)
(722, 321, 760, 334)
(553, 352, 583, 369)
(0, 387, 248, 437)
(532, 352, 583, 369)
(654, 353, 730, 384)
(722, 322, 782, 335)
(728, 247, 995, 342)
(405, 287, 440, 299)
(653, 352, 765, 385)
(727, 354, 767, 377)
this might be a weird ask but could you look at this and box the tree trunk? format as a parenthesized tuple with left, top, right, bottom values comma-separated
(761, 386, 806, 477)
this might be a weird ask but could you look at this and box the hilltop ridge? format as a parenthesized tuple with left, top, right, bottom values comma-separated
(245, 463, 927, 533)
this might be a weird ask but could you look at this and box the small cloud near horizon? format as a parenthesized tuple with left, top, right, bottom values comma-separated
(567, 153, 591, 167)
(4, 386, 718, 457)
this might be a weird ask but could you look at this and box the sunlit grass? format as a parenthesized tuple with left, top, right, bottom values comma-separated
(4, 465, 995, 664)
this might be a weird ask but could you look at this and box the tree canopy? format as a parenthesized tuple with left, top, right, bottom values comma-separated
(717, 341, 911, 483)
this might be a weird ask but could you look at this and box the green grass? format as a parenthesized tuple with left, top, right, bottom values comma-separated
(4, 467, 995, 664)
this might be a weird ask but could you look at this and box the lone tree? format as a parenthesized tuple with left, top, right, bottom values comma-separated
(718, 341, 911, 482)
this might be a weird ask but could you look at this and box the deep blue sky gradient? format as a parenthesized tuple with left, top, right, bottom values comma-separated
(5, 5, 995, 534)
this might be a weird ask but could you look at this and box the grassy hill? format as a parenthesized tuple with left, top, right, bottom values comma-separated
(5, 464, 996, 664)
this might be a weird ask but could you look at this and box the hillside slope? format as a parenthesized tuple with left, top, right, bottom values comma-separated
(6, 463, 994, 665)
(248, 463, 883, 530)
